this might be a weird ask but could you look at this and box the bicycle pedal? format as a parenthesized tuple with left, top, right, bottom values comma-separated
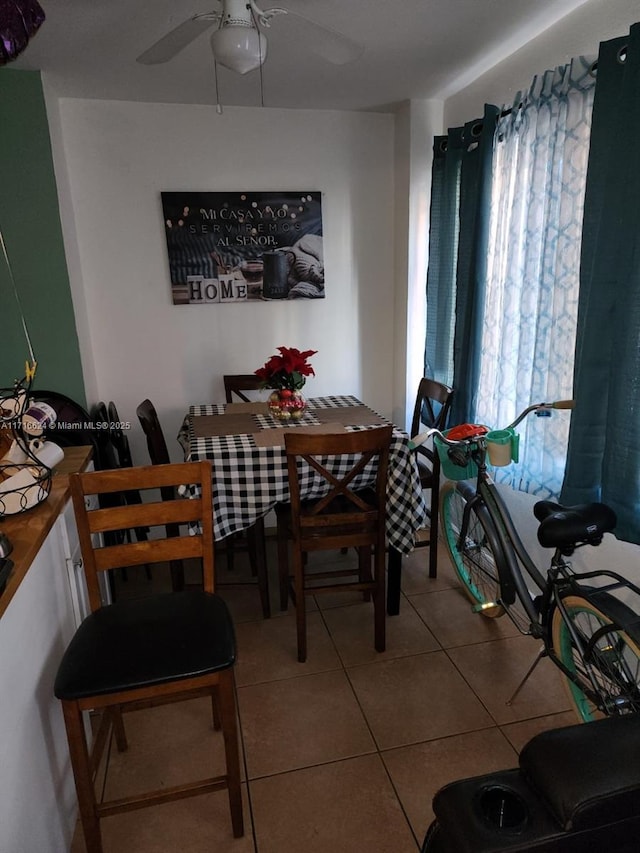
(472, 601, 500, 613)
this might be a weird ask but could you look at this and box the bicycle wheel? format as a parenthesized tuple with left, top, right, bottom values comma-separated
(440, 481, 504, 617)
(552, 594, 640, 722)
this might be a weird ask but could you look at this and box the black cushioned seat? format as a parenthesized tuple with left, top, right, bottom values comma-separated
(55, 591, 235, 700)
(520, 714, 640, 832)
(534, 500, 617, 550)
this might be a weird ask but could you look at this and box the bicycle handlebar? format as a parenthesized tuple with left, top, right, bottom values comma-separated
(411, 400, 574, 450)
(507, 399, 574, 429)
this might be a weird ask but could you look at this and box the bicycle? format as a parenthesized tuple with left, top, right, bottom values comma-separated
(416, 401, 640, 723)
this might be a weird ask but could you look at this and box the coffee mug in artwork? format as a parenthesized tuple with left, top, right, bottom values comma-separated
(262, 252, 289, 299)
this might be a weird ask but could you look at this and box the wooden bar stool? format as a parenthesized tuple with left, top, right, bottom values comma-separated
(54, 461, 243, 852)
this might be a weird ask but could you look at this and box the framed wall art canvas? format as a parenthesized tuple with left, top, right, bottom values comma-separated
(161, 191, 324, 305)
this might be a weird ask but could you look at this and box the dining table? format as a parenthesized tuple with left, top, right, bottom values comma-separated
(177, 395, 427, 615)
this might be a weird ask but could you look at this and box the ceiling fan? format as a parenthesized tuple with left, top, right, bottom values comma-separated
(136, 0, 363, 75)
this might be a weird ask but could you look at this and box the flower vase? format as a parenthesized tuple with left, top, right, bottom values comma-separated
(268, 389, 307, 422)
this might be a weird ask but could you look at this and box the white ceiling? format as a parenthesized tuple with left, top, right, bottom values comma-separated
(12, 0, 593, 111)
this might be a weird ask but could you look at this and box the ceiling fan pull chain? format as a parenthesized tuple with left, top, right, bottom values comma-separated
(248, 3, 266, 107)
(213, 59, 223, 114)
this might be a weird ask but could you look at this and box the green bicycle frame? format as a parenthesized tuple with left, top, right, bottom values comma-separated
(464, 448, 548, 630)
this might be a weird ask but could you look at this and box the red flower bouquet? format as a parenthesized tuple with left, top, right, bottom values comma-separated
(255, 346, 317, 392)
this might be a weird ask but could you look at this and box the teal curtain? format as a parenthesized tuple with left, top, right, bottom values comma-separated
(424, 132, 461, 390)
(562, 23, 640, 543)
(425, 105, 498, 425)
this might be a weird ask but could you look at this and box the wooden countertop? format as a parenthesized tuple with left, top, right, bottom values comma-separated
(0, 446, 93, 620)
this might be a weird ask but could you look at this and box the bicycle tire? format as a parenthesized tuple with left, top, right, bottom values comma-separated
(551, 594, 640, 722)
(440, 481, 504, 617)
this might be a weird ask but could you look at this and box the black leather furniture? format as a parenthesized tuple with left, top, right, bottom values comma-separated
(422, 714, 640, 852)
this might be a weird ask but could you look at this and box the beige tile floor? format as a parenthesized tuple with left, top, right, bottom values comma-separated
(71, 536, 578, 852)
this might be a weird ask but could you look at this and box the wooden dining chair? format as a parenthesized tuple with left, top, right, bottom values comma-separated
(107, 400, 151, 562)
(222, 376, 271, 617)
(90, 401, 150, 595)
(107, 401, 134, 468)
(223, 373, 263, 403)
(54, 460, 243, 852)
(137, 398, 270, 616)
(136, 398, 186, 592)
(410, 378, 454, 578)
(89, 401, 118, 472)
(276, 426, 392, 662)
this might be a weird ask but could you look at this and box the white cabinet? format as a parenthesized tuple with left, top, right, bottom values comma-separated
(0, 503, 82, 853)
(60, 496, 89, 628)
(59, 492, 110, 627)
(56, 468, 113, 633)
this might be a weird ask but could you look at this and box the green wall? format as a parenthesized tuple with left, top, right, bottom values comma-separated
(0, 68, 85, 405)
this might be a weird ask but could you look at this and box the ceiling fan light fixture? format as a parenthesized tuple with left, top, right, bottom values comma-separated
(210, 25, 267, 75)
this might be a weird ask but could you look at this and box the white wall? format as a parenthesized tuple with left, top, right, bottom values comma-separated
(392, 99, 444, 433)
(48, 99, 395, 464)
(444, 0, 640, 126)
(407, 100, 444, 424)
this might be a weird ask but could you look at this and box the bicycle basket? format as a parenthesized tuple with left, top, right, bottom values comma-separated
(434, 429, 479, 480)
(435, 423, 520, 480)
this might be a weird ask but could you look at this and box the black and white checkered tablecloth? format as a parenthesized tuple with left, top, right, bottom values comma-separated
(178, 396, 427, 555)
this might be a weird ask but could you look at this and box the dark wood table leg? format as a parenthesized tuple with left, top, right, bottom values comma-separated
(387, 547, 402, 615)
(247, 519, 271, 619)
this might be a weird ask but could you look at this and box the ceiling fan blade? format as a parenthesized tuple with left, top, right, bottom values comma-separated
(281, 9, 363, 66)
(136, 14, 219, 65)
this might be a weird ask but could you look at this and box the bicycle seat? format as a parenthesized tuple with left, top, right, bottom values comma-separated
(534, 501, 617, 552)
